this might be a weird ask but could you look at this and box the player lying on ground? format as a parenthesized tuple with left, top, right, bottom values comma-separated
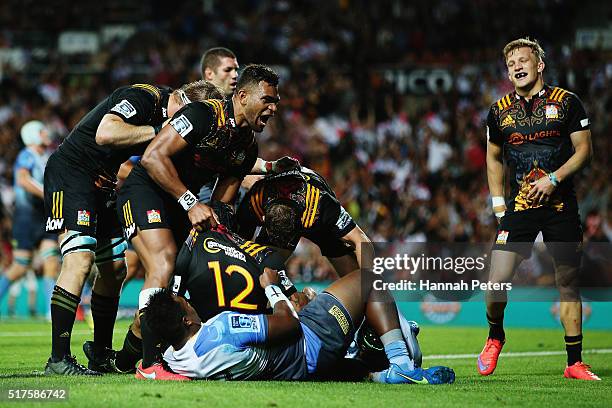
(145, 265, 455, 383)
(85, 224, 421, 379)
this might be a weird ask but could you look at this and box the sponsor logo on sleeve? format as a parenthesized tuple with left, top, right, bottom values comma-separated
(171, 114, 193, 137)
(111, 100, 137, 119)
(580, 118, 590, 128)
(229, 314, 260, 333)
(335, 207, 353, 231)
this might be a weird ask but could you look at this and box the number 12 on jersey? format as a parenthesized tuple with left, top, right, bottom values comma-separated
(208, 261, 258, 310)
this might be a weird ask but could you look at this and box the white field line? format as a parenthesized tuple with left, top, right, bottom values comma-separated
(0, 329, 123, 337)
(426, 348, 612, 360)
(1, 329, 611, 359)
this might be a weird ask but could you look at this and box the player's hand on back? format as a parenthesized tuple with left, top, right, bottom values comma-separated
(260, 267, 280, 288)
(187, 202, 219, 231)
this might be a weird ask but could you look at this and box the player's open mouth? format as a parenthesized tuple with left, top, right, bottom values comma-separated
(259, 115, 271, 126)
(515, 72, 528, 79)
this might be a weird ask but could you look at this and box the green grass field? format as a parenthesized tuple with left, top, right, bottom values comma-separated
(1, 320, 611, 407)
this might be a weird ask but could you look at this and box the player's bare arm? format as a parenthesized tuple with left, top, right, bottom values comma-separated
(211, 176, 242, 204)
(486, 141, 506, 219)
(141, 124, 218, 229)
(341, 225, 373, 270)
(16, 168, 44, 199)
(528, 129, 593, 205)
(95, 114, 157, 147)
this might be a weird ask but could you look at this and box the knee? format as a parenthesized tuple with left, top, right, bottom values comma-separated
(145, 247, 176, 286)
(62, 251, 95, 278)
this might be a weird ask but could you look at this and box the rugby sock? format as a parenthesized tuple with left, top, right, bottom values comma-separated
(487, 313, 505, 341)
(0, 275, 11, 301)
(50, 285, 80, 361)
(565, 334, 583, 365)
(381, 329, 413, 371)
(115, 327, 143, 372)
(91, 292, 120, 350)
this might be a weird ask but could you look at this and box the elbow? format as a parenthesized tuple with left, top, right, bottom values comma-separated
(95, 128, 112, 146)
(140, 150, 158, 171)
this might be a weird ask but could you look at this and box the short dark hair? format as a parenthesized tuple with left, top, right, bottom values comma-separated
(265, 203, 299, 247)
(174, 80, 224, 105)
(201, 47, 236, 75)
(144, 289, 186, 346)
(236, 64, 279, 92)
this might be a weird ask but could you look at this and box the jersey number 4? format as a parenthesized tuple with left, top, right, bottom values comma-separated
(208, 261, 257, 310)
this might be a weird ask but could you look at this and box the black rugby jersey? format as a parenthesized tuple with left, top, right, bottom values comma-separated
(237, 167, 356, 250)
(486, 85, 590, 212)
(173, 226, 295, 322)
(57, 84, 171, 179)
(130, 99, 257, 192)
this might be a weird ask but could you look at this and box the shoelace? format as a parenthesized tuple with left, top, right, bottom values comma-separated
(576, 363, 596, 377)
(65, 355, 90, 373)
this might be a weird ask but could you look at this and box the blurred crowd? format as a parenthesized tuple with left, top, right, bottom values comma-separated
(0, 0, 610, 283)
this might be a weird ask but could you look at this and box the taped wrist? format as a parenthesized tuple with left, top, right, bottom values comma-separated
(178, 190, 198, 211)
(264, 285, 289, 309)
(492, 196, 506, 218)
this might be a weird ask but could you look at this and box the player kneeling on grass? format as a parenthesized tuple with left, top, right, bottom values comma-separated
(144, 268, 455, 384)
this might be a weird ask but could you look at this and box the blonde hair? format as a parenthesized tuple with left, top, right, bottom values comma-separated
(173, 80, 224, 105)
(503, 37, 545, 63)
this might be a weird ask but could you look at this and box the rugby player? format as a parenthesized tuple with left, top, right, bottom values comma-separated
(236, 167, 418, 364)
(198, 47, 298, 204)
(145, 265, 455, 383)
(111, 65, 283, 380)
(201, 47, 239, 97)
(0, 121, 59, 313)
(43, 80, 215, 375)
(237, 167, 369, 277)
(479, 38, 599, 380)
